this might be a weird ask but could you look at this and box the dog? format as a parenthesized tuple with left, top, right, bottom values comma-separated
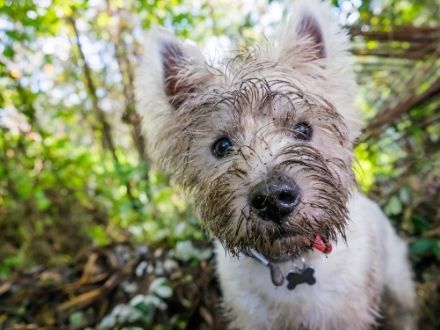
(135, 0, 416, 328)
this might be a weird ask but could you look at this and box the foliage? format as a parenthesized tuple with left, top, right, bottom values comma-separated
(0, 0, 439, 329)
(0, 242, 218, 329)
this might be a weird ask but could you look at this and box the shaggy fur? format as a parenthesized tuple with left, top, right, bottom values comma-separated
(135, 0, 416, 329)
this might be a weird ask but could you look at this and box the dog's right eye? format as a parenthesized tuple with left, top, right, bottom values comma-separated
(292, 122, 313, 141)
(212, 137, 233, 158)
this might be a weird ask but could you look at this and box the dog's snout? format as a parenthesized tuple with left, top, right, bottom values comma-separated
(250, 176, 300, 223)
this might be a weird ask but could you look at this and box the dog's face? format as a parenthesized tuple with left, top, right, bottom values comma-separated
(136, 2, 361, 259)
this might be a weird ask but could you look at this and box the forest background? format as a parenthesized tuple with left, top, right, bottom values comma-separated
(0, 0, 439, 329)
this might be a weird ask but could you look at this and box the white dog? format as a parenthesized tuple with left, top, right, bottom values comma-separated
(135, 1, 416, 329)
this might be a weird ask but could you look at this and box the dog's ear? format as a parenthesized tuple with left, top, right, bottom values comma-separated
(135, 28, 215, 168)
(136, 28, 211, 110)
(276, 0, 348, 66)
(284, 10, 325, 61)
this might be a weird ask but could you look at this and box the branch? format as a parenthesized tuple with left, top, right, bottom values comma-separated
(360, 78, 440, 143)
(111, 14, 148, 162)
(352, 43, 438, 59)
(107, 4, 151, 197)
(349, 26, 440, 43)
(349, 25, 440, 59)
(67, 14, 118, 161)
(67, 12, 138, 206)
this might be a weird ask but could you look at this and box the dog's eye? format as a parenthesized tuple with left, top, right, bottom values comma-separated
(293, 122, 312, 141)
(212, 137, 233, 158)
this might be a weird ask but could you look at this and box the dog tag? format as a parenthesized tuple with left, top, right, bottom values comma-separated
(286, 267, 316, 290)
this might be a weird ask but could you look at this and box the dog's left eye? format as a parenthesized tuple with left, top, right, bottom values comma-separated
(292, 122, 313, 141)
(212, 137, 233, 158)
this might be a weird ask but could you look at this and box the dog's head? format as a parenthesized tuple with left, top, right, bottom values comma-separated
(136, 0, 362, 260)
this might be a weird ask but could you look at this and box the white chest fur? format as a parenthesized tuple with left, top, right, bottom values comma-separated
(215, 193, 414, 330)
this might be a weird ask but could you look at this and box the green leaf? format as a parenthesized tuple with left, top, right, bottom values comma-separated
(69, 311, 84, 327)
(3, 45, 15, 59)
(35, 190, 51, 211)
(89, 225, 109, 245)
(384, 196, 402, 216)
(399, 187, 411, 204)
(433, 241, 440, 262)
(411, 214, 430, 232)
(149, 278, 173, 298)
(410, 239, 435, 255)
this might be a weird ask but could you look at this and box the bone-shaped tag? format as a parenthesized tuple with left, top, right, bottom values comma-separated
(286, 267, 316, 290)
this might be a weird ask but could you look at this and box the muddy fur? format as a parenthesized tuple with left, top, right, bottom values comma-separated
(138, 38, 355, 261)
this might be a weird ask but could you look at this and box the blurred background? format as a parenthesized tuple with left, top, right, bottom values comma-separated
(0, 0, 439, 329)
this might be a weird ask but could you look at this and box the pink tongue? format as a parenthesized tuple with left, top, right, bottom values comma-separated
(313, 235, 332, 254)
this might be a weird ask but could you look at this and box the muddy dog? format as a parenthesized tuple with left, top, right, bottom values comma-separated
(135, 1, 416, 328)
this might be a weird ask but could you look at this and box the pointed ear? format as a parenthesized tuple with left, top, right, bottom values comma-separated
(159, 37, 203, 108)
(137, 28, 211, 110)
(277, 0, 339, 63)
(294, 13, 325, 59)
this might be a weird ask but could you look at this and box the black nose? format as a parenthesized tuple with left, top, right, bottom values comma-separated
(250, 176, 300, 223)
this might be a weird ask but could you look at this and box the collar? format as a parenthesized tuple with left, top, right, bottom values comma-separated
(244, 235, 332, 289)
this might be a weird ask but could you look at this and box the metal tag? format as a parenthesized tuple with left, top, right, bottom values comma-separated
(286, 267, 316, 290)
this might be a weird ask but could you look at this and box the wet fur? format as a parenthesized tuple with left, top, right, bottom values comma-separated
(135, 0, 416, 329)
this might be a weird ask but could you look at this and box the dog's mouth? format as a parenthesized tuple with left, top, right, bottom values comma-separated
(243, 232, 333, 263)
(239, 193, 345, 260)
